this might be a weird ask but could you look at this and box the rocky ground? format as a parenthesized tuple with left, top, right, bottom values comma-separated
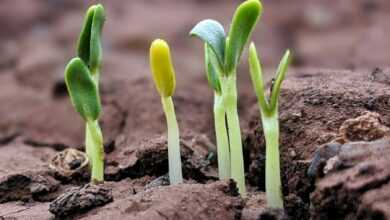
(0, 0, 389, 219)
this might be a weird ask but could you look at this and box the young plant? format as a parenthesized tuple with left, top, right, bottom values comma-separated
(190, 0, 262, 196)
(205, 44, 230, 180)
(248, 42, 291, 208)
(149, 39, 183, 185)
(64, 4, 105, 184)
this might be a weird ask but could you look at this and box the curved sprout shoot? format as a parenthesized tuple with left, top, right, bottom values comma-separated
(150, 39, 183, 185)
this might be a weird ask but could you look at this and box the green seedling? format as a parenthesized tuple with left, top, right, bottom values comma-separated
(248, 43, 291, 208)
(65, 4, 105, 184)
(205, 44, 230, 180)
(149, 39, 183, 185)
(190, 0, 262, 196)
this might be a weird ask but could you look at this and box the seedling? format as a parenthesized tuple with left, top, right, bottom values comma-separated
(248, 43, 291, 208)
(205, 44, 230, 180)
(64, 4, 105, 184)
(149, 39, 183, 185)
(190, 0, 262, 196)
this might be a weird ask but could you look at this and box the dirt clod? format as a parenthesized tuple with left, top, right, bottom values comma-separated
(311, 146, 390, 219)
(258, 208, 288, 220)
(0, 171, 59, 203)
(49, 183, 113, 217)
(338, 111, 390, 143)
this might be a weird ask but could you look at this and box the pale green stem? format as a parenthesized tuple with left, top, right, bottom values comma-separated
(91, 69, 100, 91)
(249, 43, 284, 207)
(161, 96, 183, 184)
(86, 119, 104, 183)
(221, 75, 246, 197)
(213, 92, 230, 179)
(262, 110, 283, 208)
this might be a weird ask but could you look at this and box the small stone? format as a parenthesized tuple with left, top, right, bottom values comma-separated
(307, 142, 341, 178)
(145, 174, 170, 189)
(289, 150, 297, 158)
(323, 156, 341, 175)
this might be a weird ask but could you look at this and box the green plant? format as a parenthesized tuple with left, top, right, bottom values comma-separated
(248, 42, 291, 208)
(64, 4, 105, 184)
(149, 39, 183, 185)
(190, 0, 262, 196)
(205, 44, 230, 180)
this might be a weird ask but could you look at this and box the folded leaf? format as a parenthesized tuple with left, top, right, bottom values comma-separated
(150, 39, 176, 97)
(65, 58, 101, 121)
(248, 42, 270, 115)
(225, 0, 262, 74)
(77, 6, 96, 66)
(205, 44, 221, 94)
(89, 4, 105, 73)
(190, 19, 226, 71)
(269, 50, 291, 111)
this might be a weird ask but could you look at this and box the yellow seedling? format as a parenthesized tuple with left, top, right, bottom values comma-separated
(150, 39, 176, 97)
(149, 39, 183, 184)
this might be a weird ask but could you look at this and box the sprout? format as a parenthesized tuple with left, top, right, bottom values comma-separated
(190, 0, 262, 196)
(205, 44, 230, 180)
(64, 4, 105, 184)
(150, 39, 183, 185)
(248, 42, 291, 208)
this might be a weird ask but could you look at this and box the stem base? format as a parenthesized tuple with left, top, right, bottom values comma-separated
(162, 96, 183, 185)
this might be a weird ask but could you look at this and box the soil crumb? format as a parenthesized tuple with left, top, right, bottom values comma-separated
(0, 171, 59, 203)
(338, 111, 390, 143)
(49, 183, 113, 217)
(258, 208, 288, 220)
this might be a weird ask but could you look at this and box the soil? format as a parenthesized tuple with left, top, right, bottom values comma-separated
(0, 0, 390, 219)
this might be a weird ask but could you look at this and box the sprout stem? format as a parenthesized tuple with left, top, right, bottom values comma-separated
(91, 70, 100, 90)
(161, 96, 183, 184)
(262, 113, 283, 208)
(213, 92, 230, 179)
(249, 43, 290, 208)
(86, 120, 104, 183)
(221, 75, 246, 197)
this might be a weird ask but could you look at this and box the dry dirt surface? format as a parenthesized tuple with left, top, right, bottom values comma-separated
(0, 0, 390, 219)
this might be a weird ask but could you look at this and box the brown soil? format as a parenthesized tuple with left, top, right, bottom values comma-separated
(0, 0, 390, 219)
(310, 138, 390, 219)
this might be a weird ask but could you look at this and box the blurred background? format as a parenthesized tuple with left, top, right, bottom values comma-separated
(0, 0, 389, 148)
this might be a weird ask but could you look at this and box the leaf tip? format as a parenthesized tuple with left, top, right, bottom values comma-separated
(283, 49, 292, 65)
(151, 39, 169, 51)
(94, 4, 105, 19)
(239, 0, 263, 16)
(243, 0, 263, 12)
(65, 57, 84, 76)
